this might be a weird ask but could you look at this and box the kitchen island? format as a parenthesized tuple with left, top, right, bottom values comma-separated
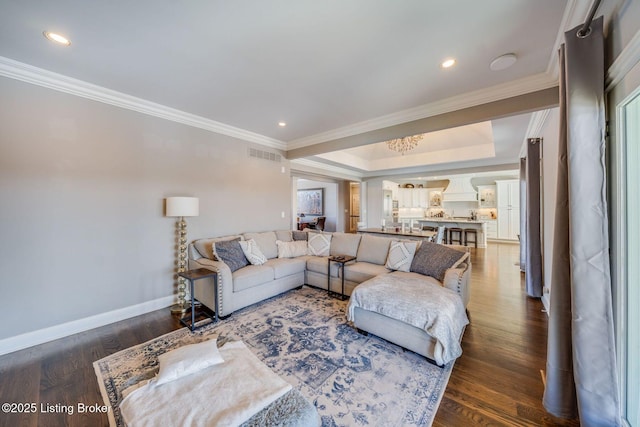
(417, 218, 488, 248)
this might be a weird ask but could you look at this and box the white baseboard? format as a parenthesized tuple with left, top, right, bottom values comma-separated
(0, 295, 175, 356)
(541, 294, 550, 315)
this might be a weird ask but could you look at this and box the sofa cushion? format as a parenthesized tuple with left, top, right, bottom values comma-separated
(307, 232, 332, 256)
(243, 231, 278, 260)
(232, 265, 275, 292)
(410, 242, 469, 282)
(214, 239, 249, 272)
(292, 230, 308, 241)
(356, 234, 391, 265)
(265, 258, 307, 279)
(193, 235, 243, 260)
(306, 255, 339, 277)
(275, 230, 293, 242)
(330, 232, 362, 257)
(342, 262, 390, 283)
(276, 240, 308, 258)
(385, 240, 418, 272)
(239, 239, 267, 265)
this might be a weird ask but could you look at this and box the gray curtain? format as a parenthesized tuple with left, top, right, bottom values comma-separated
(543, 17, 621, 425)
(525, 140, 542, 297)
(519, 157, 527, 271)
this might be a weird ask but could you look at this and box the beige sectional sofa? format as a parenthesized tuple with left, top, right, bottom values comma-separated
(188, 230, 470, 314)
(187, 229, 471, 364)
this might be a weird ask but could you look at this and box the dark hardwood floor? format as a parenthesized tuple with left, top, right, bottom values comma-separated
(434, 243, 578, 427)
(0, 242, 578, 426)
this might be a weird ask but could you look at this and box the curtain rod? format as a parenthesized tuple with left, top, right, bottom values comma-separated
(578, 0, 603, 37)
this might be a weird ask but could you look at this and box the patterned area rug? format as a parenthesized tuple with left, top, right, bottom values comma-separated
(94, 286, 455, 426)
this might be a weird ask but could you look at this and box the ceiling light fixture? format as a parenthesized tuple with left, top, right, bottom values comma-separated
(278, 122, 287, 127)
(489, 53, 517, 71)
(441, 58, 456, 69)
(43, 31, 71, 46)
(386, 134, 424, 155)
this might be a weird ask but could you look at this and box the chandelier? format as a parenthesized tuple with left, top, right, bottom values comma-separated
(385, 134, 424, 155)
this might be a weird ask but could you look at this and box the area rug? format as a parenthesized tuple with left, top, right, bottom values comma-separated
(94, 286, 455, 426)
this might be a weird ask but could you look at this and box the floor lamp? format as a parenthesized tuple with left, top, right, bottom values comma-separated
(165, 197, 199, 314)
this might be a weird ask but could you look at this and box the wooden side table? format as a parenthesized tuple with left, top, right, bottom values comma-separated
(327, 255, 356, 300)
(177, 268, 218, 331)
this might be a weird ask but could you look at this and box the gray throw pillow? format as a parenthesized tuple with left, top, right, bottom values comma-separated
(214, 239, 249, 272)
(292, 231, 308, 241)
(410, 242, 468, 282)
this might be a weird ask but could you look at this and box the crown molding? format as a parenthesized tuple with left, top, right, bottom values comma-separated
(520, 109, 551, 157)
(0, 56, 286, 150)
(287, 72, 557, 150)
(606, 29, 640, 92)
(546, 0, 592, 79)
(290, 158, 364, 180)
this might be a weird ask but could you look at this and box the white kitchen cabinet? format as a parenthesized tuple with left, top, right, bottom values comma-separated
(417, 189, 429, 208)
(496, 180, 520, 240)
(484, 219, 498, 239)
(397, 188, 429, 208)
(477, 185, 497, 208)
(398, 188, 412, 207)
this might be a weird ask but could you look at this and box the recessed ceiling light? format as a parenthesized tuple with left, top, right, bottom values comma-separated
(278, 122, 287, 127)
(441, 58, 456, 69)
(43, 31, 71, 46)
(490, 53, 517, 71)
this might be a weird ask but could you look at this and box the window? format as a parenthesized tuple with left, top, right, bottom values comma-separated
(618, 88, 640, 427)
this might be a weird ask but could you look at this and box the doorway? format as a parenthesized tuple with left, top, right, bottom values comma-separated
(349, 182, 361, 232)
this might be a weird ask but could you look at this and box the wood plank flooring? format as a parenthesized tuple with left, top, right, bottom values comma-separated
(0, 242, 579, 426)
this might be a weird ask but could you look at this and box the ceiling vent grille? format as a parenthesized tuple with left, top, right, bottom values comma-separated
(248, 147, 281, 163)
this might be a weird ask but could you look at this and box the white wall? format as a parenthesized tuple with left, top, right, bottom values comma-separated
(0, 77, 291, 347)
(365, 178, 384, 229)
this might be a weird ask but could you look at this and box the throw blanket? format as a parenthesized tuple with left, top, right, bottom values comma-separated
(119, 341, 292, 427)
(347, 272, 469, 365)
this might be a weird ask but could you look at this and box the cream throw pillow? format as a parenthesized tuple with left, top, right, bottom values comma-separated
(385, 240, 418, 272)
(276, 240, 308, 258)
(156, 339, 224, 386)
(307, 232, 332, 256)
(239, 239, 267, 265)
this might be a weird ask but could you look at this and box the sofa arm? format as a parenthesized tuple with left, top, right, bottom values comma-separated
(443, 262, 471, 308)
(188, 258, 233, 317)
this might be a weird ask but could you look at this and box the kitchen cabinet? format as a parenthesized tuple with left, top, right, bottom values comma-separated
(418, 189, 429, 208)
(398, 188, 411, 207)
(398, 188, 429, 208)
(484, 219, 498, 239)
(477, 185, 496, 208)
(496, 180, 520, 240)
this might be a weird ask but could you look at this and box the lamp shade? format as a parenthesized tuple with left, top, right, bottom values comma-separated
(166, 197, 199, 217)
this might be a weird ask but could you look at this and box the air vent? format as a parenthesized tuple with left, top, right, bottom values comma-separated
(248, 147, 281, 162)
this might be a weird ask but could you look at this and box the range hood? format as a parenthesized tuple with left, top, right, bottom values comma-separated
(442, 177, 478, 202)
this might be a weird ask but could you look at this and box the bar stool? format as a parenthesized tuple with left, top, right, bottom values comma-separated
(464, 228, 478, 248)
(448, 227, 463, 245)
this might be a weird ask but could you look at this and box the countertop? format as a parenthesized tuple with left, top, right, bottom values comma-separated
(358, 228, 436, 238)
(418, 218, 488, 224)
